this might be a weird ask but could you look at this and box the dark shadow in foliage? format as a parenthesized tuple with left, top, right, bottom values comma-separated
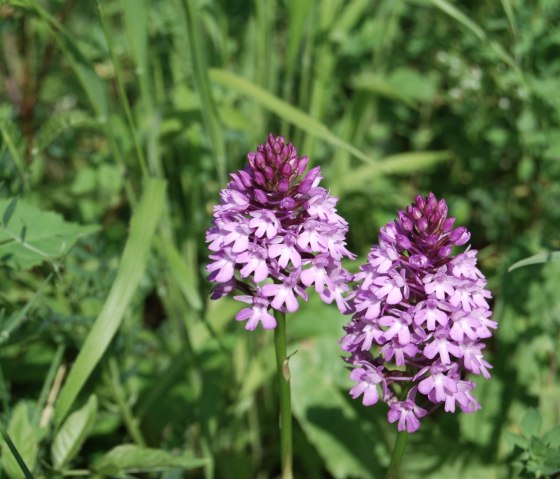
(306, 406, 385, 478)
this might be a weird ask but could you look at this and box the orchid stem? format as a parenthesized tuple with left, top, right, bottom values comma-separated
(385, 430, 408, 479)
(274, 310, 293, 479)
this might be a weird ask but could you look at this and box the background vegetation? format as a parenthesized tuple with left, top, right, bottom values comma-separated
(1, 0, 559, 477)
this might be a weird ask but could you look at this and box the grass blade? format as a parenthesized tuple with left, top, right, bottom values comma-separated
(209, 68, 377, 164)
(180, 0, 227, 184)
(338, 150, 452, 193)
(501, 0, 517, 38)
(54, 178, 166, 424)
(508, 251, 560, 272)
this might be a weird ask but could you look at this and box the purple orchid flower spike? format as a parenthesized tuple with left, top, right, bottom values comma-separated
(206, 134, 354, 331)
(341, 193, 496, 432)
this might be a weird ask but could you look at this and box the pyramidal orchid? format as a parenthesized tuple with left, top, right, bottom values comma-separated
(206, 134, 354, 330)
(341, 193, 496, 435)
(206, 134, 353, 479)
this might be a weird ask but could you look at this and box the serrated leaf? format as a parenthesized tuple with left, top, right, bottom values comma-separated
(543, 427, 560, 448)
(508, 251, 560, 271)
(0, 199, 98, 269)
(93, 445, 207, 475)
(505, 432, 529, 450)
(52, 395, 98, 470)
(521, 408, 542, 437)
(0, 402, 37, 479)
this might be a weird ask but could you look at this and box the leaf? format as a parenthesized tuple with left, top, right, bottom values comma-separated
(0, 402, 37, 479)
(521, 408, 542, 438)
(508, 251, 560, 272)
(30, 1, 110, 120)
(159, 238, 202, 310)
(54, 178, 166, 424)
(543, 427, 560, 448)
(52, 395, 98, 470)
(208, 68, 377, 165)
(93, 445, 207, 475)
(429, 0, 486, 41)
(2, 198, 17, 227)
(0, 199, 98, 269)
(338, 151, 452, 193)
(352, 73, 419, 108)
(291, 337, 385, 479)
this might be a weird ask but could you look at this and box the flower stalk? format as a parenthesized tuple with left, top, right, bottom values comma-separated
(274, 310, 293, 479)
(385, 430, 408, 479)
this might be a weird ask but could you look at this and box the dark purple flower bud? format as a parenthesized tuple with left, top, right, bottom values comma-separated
(298, 156, 309, 174)
(255, 152, 265, 168)
(280, 197, 295, 209)
(416, 217, 428, 232)
(253, 170, 266, 186)
(342, 192, 494, 433)
(442, 217, 455, 233)
(398, 211, 414, 232)
(282, 163, 292, 177)
(396, 234, 412, 250)
(449, 227, 470, 245)
(437, 199, 448, 218)
(252, 189, 266, 204)
(264, 165, 275, 181)
(207, 134, 354, 331)
(278, 179, 290, 192)
(425, 194, 437, 216)
(411, 207, 423, 220)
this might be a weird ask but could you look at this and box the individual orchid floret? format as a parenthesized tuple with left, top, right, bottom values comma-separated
(341, 192, 495, 432)
(206, 134, 354, 330)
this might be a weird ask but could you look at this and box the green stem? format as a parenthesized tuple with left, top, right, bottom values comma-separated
(385, 430, 408, 479)
(274, 311, 293, 479)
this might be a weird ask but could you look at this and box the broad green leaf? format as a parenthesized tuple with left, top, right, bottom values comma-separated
(338, 151, 452, 193)
(521, 408, 542, 437)
(0, 199, 98, 269)
(508, 251, 560, 272)
(52, 395, 98, 470)
(543, 427, 560, 448)
(0, 402, 37, 479)
(291, 338, 385, 479)
(208, 68, 377, 165)
(505, 432, 528, 450)
(93, 444, 207, 475)
(54, 178, 166, 424)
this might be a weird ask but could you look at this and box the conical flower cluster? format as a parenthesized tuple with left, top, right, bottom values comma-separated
(341, 193, 496, 432)
(207, 134, 354, 330)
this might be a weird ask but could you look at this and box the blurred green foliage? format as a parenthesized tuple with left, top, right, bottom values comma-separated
(0, 0, 559, 477)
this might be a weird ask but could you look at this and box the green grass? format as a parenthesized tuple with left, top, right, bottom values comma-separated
(1, 0, 560, 478)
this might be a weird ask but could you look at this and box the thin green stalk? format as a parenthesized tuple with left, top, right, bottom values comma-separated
(96, 0, 148, 177)
(181, 0, 227, 184)
(385, 430, 408, 479)
(0, 364, 10, 414)
(274, 311, 293, 479)
(108, 359, 147, 447)
(0, 421, 34, 479)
